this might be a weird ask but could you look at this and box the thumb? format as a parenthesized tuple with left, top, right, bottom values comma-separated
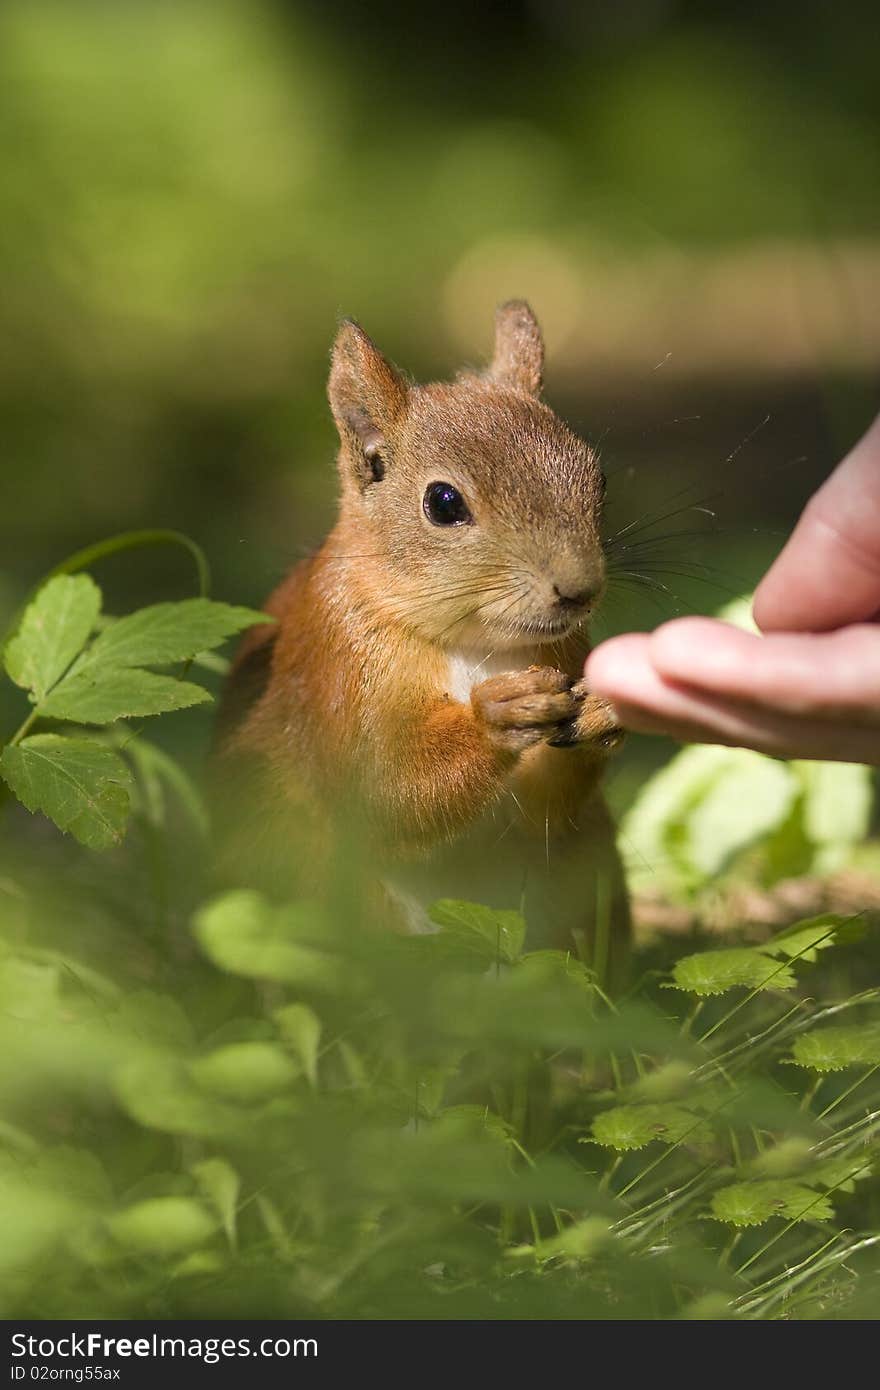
(754, 412, 880, 632)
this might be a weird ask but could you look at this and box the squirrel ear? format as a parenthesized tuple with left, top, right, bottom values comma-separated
(487, 300, 544, 396)
(328, 319, 408, 484)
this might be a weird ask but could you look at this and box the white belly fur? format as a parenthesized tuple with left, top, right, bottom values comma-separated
(445, 648, 520, 704)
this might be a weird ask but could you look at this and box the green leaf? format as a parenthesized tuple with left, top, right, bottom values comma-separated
(630, 1060, 694, 1102)
(191, 1158, 240, 1248)
(620, 743, 796, 893)
(108, 1197, 216, 1258)
(192, 891, 344, 989)
(749, 1143, 872, 1193)
(4, 574, 101, 701)
(808, 1155, 872, 1193)
(714, 594, 760, 633)
(274, 1003, 321, 1087)
(0, 735, 131, 849)
(619, 744, 734, 891)
(590, 1103, 711, 1152)
(41, 668, 212, 724)
(710, 1179, 834, 1227)
(0, 958, 60, 1023)
(796, 760, 874, 848)
(189, 1042, 299, 1103)
(510, 1217, 609, 1263)
(86, 598, 269, 670)
(114, 1057, 245, 1140)
(789, 1024, 880, 1073)
(686, 752, 795, 878)
(428, 899, 526, 963)
(670, 948, 796, 997)
(763, 914, 858, 962)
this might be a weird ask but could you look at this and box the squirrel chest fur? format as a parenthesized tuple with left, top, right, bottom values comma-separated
(216, 301, 630, 970)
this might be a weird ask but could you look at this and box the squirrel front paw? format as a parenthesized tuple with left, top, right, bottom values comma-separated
(471, 667, 576, 754)
(547, 677, 624, 754)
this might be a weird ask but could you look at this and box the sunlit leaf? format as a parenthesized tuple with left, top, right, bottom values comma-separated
(191, 1158, 240, 1248)
(114, 1057, 245, 1139)
(189, 1042, 299, 1103)
(687, 752, 795, 877)
(107, 1197, 216, 1257)
(193, 891, 343, 989)
(274, 1004, 321, 1087)
(590, 1103, 711, 1152)
(4, 574, 101, 701)
(509, 1217, 610, 1263)
(710, 1179, 833, 1227)
(789, 1024, 880, 1073)
(0, 734, 131, 848)
(620, 743, 796, 892)
(796, 761, 874, 848)
(714, 595, 760, 633)
(0, 958, 60, 1022)
(670, 948, 796, 996)
(763, 914, 861, 962)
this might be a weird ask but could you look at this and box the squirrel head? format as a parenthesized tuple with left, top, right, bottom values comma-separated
(327, 301, 606, 651)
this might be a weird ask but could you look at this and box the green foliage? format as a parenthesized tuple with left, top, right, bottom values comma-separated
(429, 899, 527, 963)
(193, 891, 345, 989)
(670, 947, 796, 997)
(620, 659, 874, 897)
(710, 1181, 834, 1228)
(108, 1198, 217, 1259)
(0, 559, 878, 1321)
(789, 1026, 880, 1074)
(0, 567, 267, 846)
(189, 1043, 300, 1103)
(590, 1103, 711, 1152)
(1, 736, 132, 850)
(4, 576, 102, 702)
(666, 919, 859, 997)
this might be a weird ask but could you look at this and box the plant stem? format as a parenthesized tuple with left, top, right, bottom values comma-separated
(7, 708, 38, 748)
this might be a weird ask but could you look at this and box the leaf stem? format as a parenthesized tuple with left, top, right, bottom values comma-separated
(7, 708, 38, 748)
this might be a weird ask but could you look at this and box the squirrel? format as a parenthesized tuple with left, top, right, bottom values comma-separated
(215, 301, 630, 978)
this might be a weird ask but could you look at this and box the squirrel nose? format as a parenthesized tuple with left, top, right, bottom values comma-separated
(553, 582, 598, 610)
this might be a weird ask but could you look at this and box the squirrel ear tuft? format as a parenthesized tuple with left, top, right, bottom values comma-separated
(487, 300, 544, 396)
(328, 320, 408, 483)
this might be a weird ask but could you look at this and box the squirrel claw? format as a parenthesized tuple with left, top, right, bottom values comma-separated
(549, 690, 624, 755)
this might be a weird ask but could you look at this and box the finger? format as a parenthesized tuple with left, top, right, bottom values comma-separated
(587, 638, 880, 761)
(646, 618, 880, 722)
(754, 413, 880, 632)
(609, 692, 880, 764)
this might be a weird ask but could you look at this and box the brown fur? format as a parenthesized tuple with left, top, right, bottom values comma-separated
(215, 303, 630, 976)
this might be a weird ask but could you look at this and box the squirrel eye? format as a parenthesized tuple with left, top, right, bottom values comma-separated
(423, 481, 472, 527)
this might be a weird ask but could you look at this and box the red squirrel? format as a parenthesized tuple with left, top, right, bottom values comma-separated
(216, 302, 630, 975)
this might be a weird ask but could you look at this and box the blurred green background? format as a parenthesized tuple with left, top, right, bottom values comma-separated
(2, 4, 880, 1320)
(1, 0, 878, 778)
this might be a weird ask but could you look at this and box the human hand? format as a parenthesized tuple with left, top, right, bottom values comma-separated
(586, 414, 880, 764)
